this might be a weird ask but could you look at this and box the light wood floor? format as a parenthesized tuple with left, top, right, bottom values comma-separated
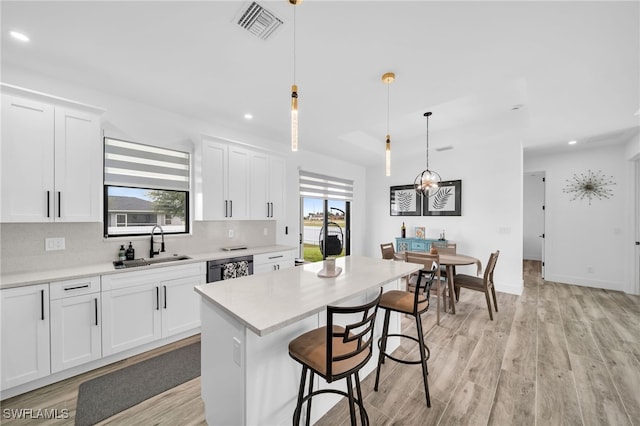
(2, 261, 639, 425)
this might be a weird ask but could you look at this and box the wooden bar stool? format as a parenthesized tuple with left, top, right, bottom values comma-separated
(288, 289, 383, 426)
(373, 262, 437, 408)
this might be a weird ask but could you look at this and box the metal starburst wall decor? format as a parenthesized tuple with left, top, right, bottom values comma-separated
(562, 169, 616, 205)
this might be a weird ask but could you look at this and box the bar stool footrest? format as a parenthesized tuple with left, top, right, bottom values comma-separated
(294, 388, 369, 426)
(377, 333, 430, 365)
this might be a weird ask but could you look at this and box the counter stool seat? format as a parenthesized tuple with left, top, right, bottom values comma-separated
(289, 289, 382, 426)
(374, 260, 437, 408)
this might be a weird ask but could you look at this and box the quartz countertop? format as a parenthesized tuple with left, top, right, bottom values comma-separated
(194, 255, 421, 336)
(0, 245, 295, 289)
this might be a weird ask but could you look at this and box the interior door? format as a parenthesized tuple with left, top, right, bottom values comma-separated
(523, 172, 546, 277)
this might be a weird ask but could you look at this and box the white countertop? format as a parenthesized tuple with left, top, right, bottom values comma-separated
(0, 245, 295, 289)
(194, 255, 421, 336)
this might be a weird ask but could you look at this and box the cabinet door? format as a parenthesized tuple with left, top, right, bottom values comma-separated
(160, 275, 203, 338)
(268, 156, 286, 221)
(54, 106, 102, 222)
(201, 140, 228, 220)
(227, 145, 250, 220)
(250, 152, 270, 219)
(0, 284, 50, 390)
(50, 293, 101, 373)
(102, 283, 161, 356)
(0, 94, 54, 222)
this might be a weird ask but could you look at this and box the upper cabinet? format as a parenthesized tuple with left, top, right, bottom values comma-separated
(1, 84, 104, 223)
(196, 136, 286, 221)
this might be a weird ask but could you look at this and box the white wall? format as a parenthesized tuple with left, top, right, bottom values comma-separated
(365, 130, 524, 295)
(0, 66, 367, 272)
(525, 143, 632, 292)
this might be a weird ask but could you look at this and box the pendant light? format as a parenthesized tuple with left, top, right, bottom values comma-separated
(414, 112, 441, 196)
(290, 0, 302, 151)
(382, 72, 395, 176)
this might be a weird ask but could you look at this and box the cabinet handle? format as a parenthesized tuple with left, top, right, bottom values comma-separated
(272, 265, 277, 271)
(277, 264, 280, 270)
(156, 287, 160, 310)
(64, 284, 89, 291)
(57, 191, 61, 218)
(268, 255, 283, 260)
(224, 200, 228, 217)
(267, 202, 270, 218)
(229, 200, 233, 217)
(46, 191, 51, 218)
(40, 289, 45, 320)
(94, 298, 99, 326)
(163, 285, 167, 309)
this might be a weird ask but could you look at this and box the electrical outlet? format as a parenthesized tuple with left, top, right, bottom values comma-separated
(587, 266, 594, 273)
(45, 237, 65, 251)
(233, 337, 241, 366)
(228, 229, 234, 238)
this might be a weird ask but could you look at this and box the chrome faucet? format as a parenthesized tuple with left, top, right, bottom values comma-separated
(150, 225, 165, 258)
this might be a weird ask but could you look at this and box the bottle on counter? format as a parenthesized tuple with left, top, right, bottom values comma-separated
(118, 245, 126, 261)
(126, 242, 135, 260)
(401, 222, 406, 238)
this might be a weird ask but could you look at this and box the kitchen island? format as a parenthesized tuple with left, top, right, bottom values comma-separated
(194, 255, 420, 426)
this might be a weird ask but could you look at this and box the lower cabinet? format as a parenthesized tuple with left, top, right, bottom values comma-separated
(253, 250, 295, 274)
(0, 284, 50, 390)
(101, 263, 204, 356)
(50, 276, 102, 373)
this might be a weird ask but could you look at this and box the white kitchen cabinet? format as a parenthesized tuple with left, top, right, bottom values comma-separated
(101, 263, 204, 356)
(0, 85, 104, 223)
(0, 284, 50, 390)
(253, 249, 295, 274)
(198, 137, 250, 220)
(250, 152, 286, 220)
(50, 276, 102, 373)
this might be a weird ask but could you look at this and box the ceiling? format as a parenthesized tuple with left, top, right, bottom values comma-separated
(2, 1, 639, 166)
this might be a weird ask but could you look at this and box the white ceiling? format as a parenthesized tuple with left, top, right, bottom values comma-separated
(2, 1, 639, 166)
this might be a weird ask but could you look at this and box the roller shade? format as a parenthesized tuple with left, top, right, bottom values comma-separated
(299, 170, 353, 200)
(104, 137, 190, 191)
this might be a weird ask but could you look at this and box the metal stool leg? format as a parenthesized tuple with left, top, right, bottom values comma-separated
(294, 366, 308, 425)
(346, 374, 357, 426)
(355, 371, 367, 426)
(374, 309, 391, 391)
(415, 313, 431, 407)
(305, 371, 314, 426)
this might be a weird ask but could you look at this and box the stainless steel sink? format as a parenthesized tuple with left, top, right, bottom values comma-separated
(114, 255, 191, 269)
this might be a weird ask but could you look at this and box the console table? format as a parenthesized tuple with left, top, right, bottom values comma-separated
(395, 237, 444, 252)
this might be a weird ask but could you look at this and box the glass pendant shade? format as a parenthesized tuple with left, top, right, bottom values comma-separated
(291, 84, 298, 152)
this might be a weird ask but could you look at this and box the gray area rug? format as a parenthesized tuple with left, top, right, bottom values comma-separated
(75, 342, 200, 426)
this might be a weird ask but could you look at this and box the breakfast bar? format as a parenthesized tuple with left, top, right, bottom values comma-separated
(194, 255, 421, 426)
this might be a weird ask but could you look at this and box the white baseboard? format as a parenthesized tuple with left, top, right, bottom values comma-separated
(544, 273, 625, 292)
(496, 279, 523, 296)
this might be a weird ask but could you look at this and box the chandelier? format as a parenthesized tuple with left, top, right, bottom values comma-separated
(414, 112, 441, 197)
(290, 0, 302, 151)
(382, 72, 395, 176)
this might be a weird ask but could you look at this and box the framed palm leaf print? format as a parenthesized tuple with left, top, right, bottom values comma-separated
(390, 185, 421, 216)
(423, 180, 462, 216)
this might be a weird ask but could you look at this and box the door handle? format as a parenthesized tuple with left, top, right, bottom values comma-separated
(94, 298, 99, 326)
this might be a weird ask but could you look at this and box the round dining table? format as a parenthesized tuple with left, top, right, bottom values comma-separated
(437, 253, 482, 314)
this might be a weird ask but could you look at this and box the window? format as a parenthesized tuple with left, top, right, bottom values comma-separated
(104, 137, 190, 237)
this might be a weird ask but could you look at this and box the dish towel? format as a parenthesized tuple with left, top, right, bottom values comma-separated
(235, 260, 249, 277)
(222, 262, 237, 280)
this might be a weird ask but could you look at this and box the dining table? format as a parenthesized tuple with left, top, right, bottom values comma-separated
(437, 253, 482, 314)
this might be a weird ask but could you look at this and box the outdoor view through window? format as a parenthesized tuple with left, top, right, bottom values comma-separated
(105, 186, 188, 236)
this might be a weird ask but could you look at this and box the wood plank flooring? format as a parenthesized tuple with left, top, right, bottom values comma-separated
(2, 261, 639, 425)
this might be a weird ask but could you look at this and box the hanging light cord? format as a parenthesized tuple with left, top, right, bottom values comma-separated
(425, 112, 430, 169)
(386, 82, 390, 135)
(293, 6, 296, 84)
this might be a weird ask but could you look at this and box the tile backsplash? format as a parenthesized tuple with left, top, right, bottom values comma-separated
(0, 221, 276, 275)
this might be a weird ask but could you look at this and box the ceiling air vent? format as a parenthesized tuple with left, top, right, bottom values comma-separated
(236, 2, 284, 41)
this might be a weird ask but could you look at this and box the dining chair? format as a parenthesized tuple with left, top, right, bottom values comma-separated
(380, 242, 405, 261)
(374, 263, 437, 408)
(453, 250, 500, 320)
(289, 288, 382, 425)
(405, 251, 445, 324)
(433, 242, 457, 278)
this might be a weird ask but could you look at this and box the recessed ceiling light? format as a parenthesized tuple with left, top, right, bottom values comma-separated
(244, 113, 253, 120)
(568, 140, 577, 145)
(10, 31, 30, 42)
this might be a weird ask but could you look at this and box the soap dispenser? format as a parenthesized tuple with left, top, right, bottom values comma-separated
(118, 245, 126, 261)
(126, 242, 135, 260)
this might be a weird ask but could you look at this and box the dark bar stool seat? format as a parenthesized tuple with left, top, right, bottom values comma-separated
(374, 256, 437, 408)
(288, 288, 382, 426)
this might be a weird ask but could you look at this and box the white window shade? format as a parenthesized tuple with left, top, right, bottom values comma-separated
(104, 138, 189, 191)
(299, 170, 353, 200)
